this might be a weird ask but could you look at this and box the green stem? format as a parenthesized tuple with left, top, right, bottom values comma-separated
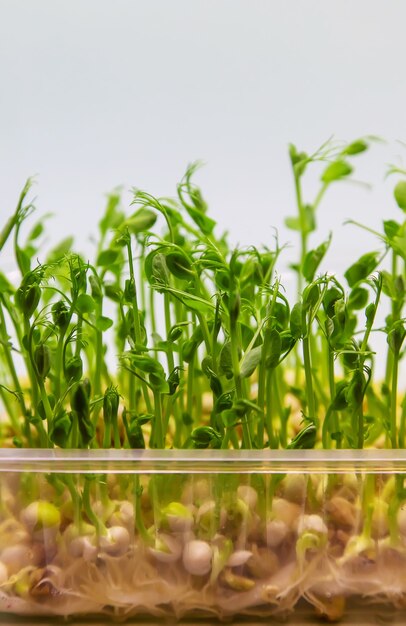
(265, 369, 275, 447)
(327, 347, 339, 446)
(399, 394, 406, 449)
(385, 252, 398, 393)
(0, 303, 26, 432)
(134, 476, 153, 545)
(230, 320, 252, 449)
(302, 332, 316, 421)
(257, 288, 279, 447)
(83, 479, 105, 538)
(94, 301, 103, 400)
(152, 387, 164, 448)
(126, 237, 153, 415)
(293, 173, 306, 296)
(164, 294, 175, 373)
(186, 355, 195, 436)
(22, 318, 39, 409)
(274, 370, 285, 447)
(0, 386, 19, 437)
(54, 332, 65, 399)
(391, 349, 399, 449)
(75, 315, 83, 358)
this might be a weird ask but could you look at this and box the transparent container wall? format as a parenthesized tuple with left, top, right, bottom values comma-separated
(1, 450, 406, 622)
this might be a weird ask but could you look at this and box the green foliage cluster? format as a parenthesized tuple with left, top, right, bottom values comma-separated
(0, 139, 405, 450)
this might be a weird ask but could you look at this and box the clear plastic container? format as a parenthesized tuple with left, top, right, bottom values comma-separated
(1, 449, 406, 623)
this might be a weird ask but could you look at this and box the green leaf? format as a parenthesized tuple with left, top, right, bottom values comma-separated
(149, 371, 168, 391)
(168, 324, 184, 342)
(99, 192, 123, 237)
(331, 381, 349, 411)
(159, 286, 214, 314)
(191, 426, 222, 449)
(290, 303, 303, 339)
(71, 382, 90, 414)
(167, 367, 181, 395)
(387, 321, 406, 354)
(49, 411, 72, 448)
(15, 282, 41, 318)
(391, 223, 406, 261)
(344, 252, 380, 287)
(240, 345, 262, 378)
(186, 206, 216, 236)
(78, 413, 95, 447)
(234, 398, 262, 416)
(348, 286, 369, 310)
(97, 249, 120, 266)
(394, 181, 406, 211)
(287, 423, 317, 449)
(16, 246, 31, 275)
(96, 315, 114, 331)
(323, 287, 343, 318)
(381, 271, 395, 299)
(27, 221, 45, 242)
(75, 293, 95, 314)
(144, 251, 170, 288)
(104, 282, 123, 302)
(264, 329, 282, 369)
(219, 342, 233, 379)
(383, 219, 400, 240)
(64, 355, 83, 382)
(321, 160, 353, 183)
(126, 207, 157, 233)
(342, 139, 368, 156)
(89, 275, 102, 299)
(273, 301, 290, 330)
(123, 413, 145, 449)
(303, 205, 316, 233)
(215, 269, 231, 290)
(165, 252, 193, 280)
(221, 408, 239, 428)
(131, 354, 165, 377)
(302, 283, 319, 311)
(365, 302, 376, 324)
(285, 205, 315, 234)
(302, 235, 331, 282)
(289, 144, 308, 177)
(345, 370, 365, 408)
(284, 216, 301, 231)
(182, 339, 199, 363)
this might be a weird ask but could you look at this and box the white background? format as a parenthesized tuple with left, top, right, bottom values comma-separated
(1, 0, 406, 376)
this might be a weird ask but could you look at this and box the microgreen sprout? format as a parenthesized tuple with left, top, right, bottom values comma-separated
(1, 139, 406, 621)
